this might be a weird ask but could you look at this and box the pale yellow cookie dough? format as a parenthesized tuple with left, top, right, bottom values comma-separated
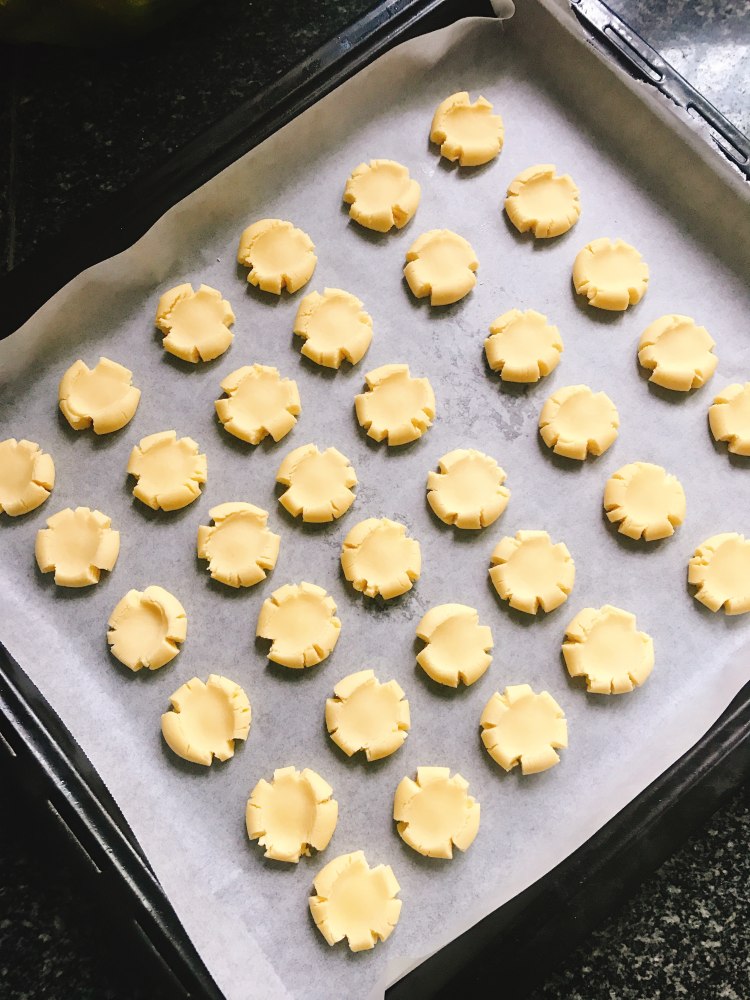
(127, 431, 207, 511)
(394, 767, 480, 859)
(430, 92, 504, 166)
(0, 439, 54, 516)
(309, 851, 402, 952)
(325, 670, 410, 762)
(107, 586, 187, 672)
(688, 533, 750, 615)
(237, 219, 317, 294)
(489, 530, 575, 615)
(341, 517, 421, 600)
(562, 605, 654, 694)
(573, 238, 649, 311)
(709, 383, 750, 456)
(416, 604, 493, 688)
(256, 582, 341, 668)
(604, 462, 686, 541)
(504, 164, 581, 238)
(155, 283, 235, 363)
(480, 685, 568, 775)
(59, 357, 141, 434)
(484, 308, 563, 383)
(343, 159, 421, 233)
(35, 507, 120, 588)
(637, 315, 717, 391)
(276, 444, 357, 523)
(161, 674, 251, 766)
(293, 288, 373, 369)
(355, 364, 435, 446)
(539, 384, 619, 460)
(215, 364, 301, 445)
(427, 449, 509, 529)
(197, 503, 280, 588)
(246, 766, 338, 863)
(404, 230, 478, 306)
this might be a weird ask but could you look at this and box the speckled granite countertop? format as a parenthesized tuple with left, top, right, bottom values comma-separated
(0, 2, 748, 998)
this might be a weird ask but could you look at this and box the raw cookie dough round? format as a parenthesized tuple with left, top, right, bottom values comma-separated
(59, 357, 141, 434)
(161, 674, 251, 767)
(107, 586, 187, 672)
(309, 851, 402, 952)
(0, 439, 55, 516)
(197, 503, 280, 588)
(604, 462, 686, 541)
(35, 507, 120, 588)
(573, 238, 649, 311)
(341, 517, 421, 600)
(562, 605, 654, 694)
(155, 283, 235, 363)
(426, 449, 509, 529)
(325, 669, 410, 762)
(394, 767, 480, 859)
(246, 766, 338, 863)
(215, 364, 301, 445)
(416, 604, 493, 688)
(404, 229, 478, 306)
(256, 582, 341, 668)
(127, 431, 207, 511)
(276, 444, 357, 523)
(489, 530, 575, 615)
(504, 164, 581, 238)
(293, 288, 373, 369)
(237, 219, 317, 294)
(480, 685, 568, 775)
(709, 383, 750, 456)
(343, 159, 421, 233)
(485, 309, 563, 384)
(539, 384, 619, 460)
(354, 364, 435, 446)
(430, 91, 504, 166)
(637, 315, 717, 391)
(688, 533, 750, 615)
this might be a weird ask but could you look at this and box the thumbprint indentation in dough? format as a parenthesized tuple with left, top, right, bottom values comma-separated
(256, 582, 341, 668)
(107, 585, 187, 671)
(427, 449, 509, 529)
(246, 766, 338, 863)
(0, 439, 55, 516)
(309, 851, 402, 952)
(637, 314, 717, 391)
(688, 533, 750, 615)
(325, 669, 410, 761)
(404, 229, 478, 306)
(562, 604, 654, 694)
(485, 308, 563, 384)
(215, 364, 301, 445)
(539, 384, 619, 461)
(709, 383, 750, 457)
(35, 506, 120, 588)
(489, 529, 575, 615)
(430, 92, 504, 167)
(161, 674, 251, 766)
(416, 604, 493, 688)
(504, 164, 581, 238)
(276, 444, 357, 523)
(59, 357, 141, 433)
(155, 283, 235, 363)
(394, 767, 480, 859)
(237, 219, 317, 294)
(573, 237, 649, 311)
(604, 461, 685, 541)
(197, 502, 280, 588)
(343, 160, 421, 232)
(480, 684, 568, 775)
(341, 517, 421, 600)
(355, 364, 435, 446)
(127, 431, 207, 511)
(293, 288, 373, 369)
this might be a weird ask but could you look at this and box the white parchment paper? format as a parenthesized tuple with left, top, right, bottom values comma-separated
(1, 5, 750, 999)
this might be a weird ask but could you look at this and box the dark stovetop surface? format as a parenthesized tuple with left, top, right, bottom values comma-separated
(0, 1, 748, 998)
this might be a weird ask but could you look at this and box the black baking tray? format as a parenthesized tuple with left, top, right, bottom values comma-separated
(1, 1, 748, 997)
